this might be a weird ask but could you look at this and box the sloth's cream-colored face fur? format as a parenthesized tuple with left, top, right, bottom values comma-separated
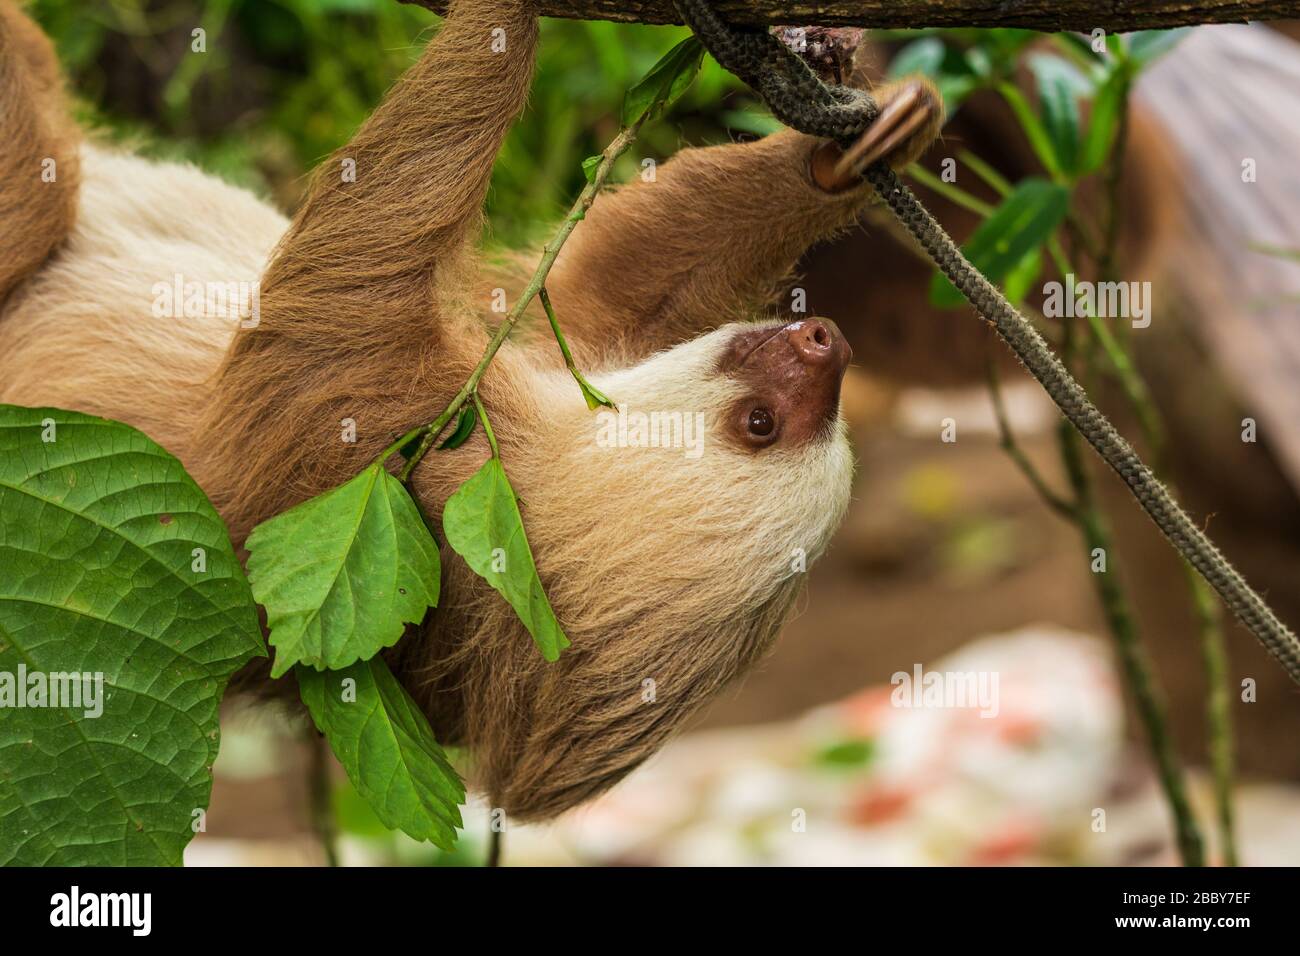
(434, 321, 855, 818)
(531, 321, 853, 623)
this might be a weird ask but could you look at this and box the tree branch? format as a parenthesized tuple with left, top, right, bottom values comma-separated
(404, 0, 1297, 32)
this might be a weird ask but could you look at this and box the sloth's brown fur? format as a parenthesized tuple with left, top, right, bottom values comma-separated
(0, 0, 939, 820)
(0, 1, 79, 304)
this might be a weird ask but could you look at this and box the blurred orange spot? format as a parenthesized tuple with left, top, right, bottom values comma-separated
(848, 786, 913, 825)
(967, 823, 1039, 865)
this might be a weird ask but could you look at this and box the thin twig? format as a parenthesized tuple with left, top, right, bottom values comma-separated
(306, 729, 340, 868)
(974, 189, 1205, 863)
(946, 125, 1204, 860)
(1063, 431, 1205, 867)
(984, 357, 1077, 521)
(1196, 564, 1237, 865)
(1098, 70, 1132, 323)
(394, 118, 645, 483)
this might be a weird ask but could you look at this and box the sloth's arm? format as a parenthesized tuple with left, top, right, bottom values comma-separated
(247, 0, 538, 350)
(195, 0, 539, 537)
(544, 79, 940, 365)
(0, 0, 80, 303)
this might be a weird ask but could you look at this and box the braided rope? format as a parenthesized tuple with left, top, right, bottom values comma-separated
(674, 0, 1300, 685)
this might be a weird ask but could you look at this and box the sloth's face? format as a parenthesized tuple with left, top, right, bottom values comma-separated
(534, 318, 856, 605)
(715, 318, 853, 452)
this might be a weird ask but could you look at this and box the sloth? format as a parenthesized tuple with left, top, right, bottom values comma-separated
(0, 0, 941, 820)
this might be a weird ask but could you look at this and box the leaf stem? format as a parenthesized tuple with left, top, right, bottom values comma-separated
(957, 148, 1013, 198)
(540, 286, 617, 411)
(306, 729, 340, 868)
(473, 391, 499, 459)
(539, 288, 579, 374)
(1198, 559, 1237, 865)
(906, 163, 995, 218)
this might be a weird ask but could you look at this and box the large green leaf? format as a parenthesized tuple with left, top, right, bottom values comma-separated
(621, 36, 704, 127)
(247, 462, 440, 678)
(0, 405, 264, 865)
(297, 657, 464, 849)
(443, 458, 570, 662)
(929, 178, 1070, 309)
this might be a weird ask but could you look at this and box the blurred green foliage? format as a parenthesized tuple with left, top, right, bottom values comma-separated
(33, 0, 758, 244)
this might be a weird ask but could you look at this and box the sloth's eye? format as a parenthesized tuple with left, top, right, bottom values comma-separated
(748, 408, 775, 437)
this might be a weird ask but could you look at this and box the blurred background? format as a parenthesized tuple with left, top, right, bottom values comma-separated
(32, 0, 1300, 865)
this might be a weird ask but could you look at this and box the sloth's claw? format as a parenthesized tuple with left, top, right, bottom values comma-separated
(834, 79, 941, 180)
(810, 78, 942, 193)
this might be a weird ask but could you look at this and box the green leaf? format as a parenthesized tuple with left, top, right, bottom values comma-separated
(0, 405, 264, 865)
(815, 738, 875, 769)
(721, 108, 783, 137)
(581, 154, 601, 184)
(1030, 51, 1092, 97)
(1128, 28, 1190, 66)
(998, 82, 1062, 179)
(982, 28, 1039, 65)
(889, 37, 946, 79)
(1003, 248, 1043, 306)
(1028, 54, 1084, 175)
(246, 462, 440, 678)
(298, 657, 464, 849)
(621, 36, 704, 127)
(442, 458, 570, 662)
(1253, 242, 1300, 262)
(1079, 69, 1125, 174)
(1052, 32, 1106, 66)
(398, 433, 422, 460)
(438, 406, 478, 451)
(573, 372, 617, 412)
(929, 178, 1070, 309)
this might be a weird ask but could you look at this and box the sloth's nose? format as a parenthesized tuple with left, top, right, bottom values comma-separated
(785, 318, 851, 371)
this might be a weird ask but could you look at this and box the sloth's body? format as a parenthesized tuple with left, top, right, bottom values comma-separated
(0, 0, 939, 818)
(0, 144, 286, 455)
